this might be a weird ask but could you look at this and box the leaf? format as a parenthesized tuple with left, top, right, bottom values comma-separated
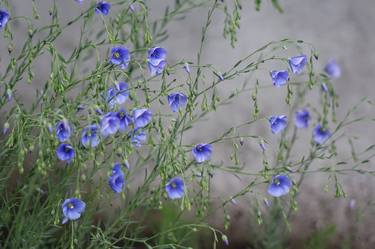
(271, 0, 284, 13)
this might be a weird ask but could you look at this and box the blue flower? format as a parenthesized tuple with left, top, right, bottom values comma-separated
(0, 9, 9, 29)
(81, 124, 100, 148)
(108, 163, 125, 193)
(55, 120, 72, 142)
(165, 176, 185, 199)
(267, 175, 292, 197)
(131, 129, 147, 147)
(313, 124, 331, 145)
(61, 198, 86, 224)
(110, 47, 130, 69)
(321, 83, 329, 92)
(107, 82, 129, 108)
(288, 54, 307, 74)
(133, 108, 152, 129)
(269, 115, 287, 134)
(100, 112, 120, 137)
(116, 109, 132, 132)
(183, 62, 190, 74)
(324, 60, 341, 79)
(192, 143, 213, 163)
(147, 47, 167, 76)
(95, 1, 111, 15)
(56, 143, 75, 161)
(295, 109, 310, 128)
(167, 92, 187, 112)
(270, 70, 289, 87)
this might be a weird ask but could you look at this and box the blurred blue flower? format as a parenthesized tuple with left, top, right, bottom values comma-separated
(6, 89, 12, 102)
(270, 70, 289, 87)
(131, 129, 147, 147)
(267, 174, 292, 197)
(61, 198, 86, 224)
(167, 92, 187, 112)
(288, 54, 307, 74)
(133, 108, 152, 129)
(192, 143, 212, 163)
(110, 46, 130, 69)
(324, 60, 341, 79)
(0, 9, 9, 29)
(295, 109, 310, 128)
(109, 163, 125, 193)
(3, 122, 9, 135)
(95, 1, 111, 15)
(56, 143, 75, 161)
(165, 176, 185, 199)
(269, 115, 287, 134)
(107, 82, 129, 108)
(81, 124, 100, 148)
(100, 112, 120, 137)
(116, 109, 132, 132)
(321, 83, 329, 92)
(55, 120, 72, 142)
(313, 124, 331, 144)
(147, 47, 167, 76)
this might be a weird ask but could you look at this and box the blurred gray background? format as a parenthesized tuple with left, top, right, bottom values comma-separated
(3, 0, 375, 247)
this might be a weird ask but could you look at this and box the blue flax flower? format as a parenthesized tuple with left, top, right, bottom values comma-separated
(107, 82, 129, 108)
(0, 9, 9, 29)
(295, 109, 310, 128)
(270, 70, 289, 87)
(269, 115, 287, 134)
(61, 198, 86, 224)
(313, 124, 331, 145)
(267, 175, 292, 197)
(192, 143, 212, 163)
(95, 1, 111, 15)
(147, 47, 167, 76)
(110, 46, 130, 69)
(81, 124, 100, 148)
(109, 163, 125, 193)
(167, 92, 187, 112)
(100, 112, 120, 137)
(133, 108, 152, 129)
(165, 176, 185, 199)
(324, 60, 341, 79)
(288, 54, 307, 74)
(131, 129, 147, 147)
(116, 109, 132, 132)
(55, 120, 72, 142)
(56, 143, 75, 161)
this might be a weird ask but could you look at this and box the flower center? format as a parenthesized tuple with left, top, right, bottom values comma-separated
(68, 203, 75, 209)
(171, 182, 177, 189)
(64, 147, 71, 153)
(114, 52, 120, 59)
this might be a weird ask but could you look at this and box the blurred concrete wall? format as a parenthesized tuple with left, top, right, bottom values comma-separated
(3, 0, 375, 247)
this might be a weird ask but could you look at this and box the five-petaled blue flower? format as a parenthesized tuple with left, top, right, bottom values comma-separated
(116, 109, 132, 132)
(108, 163, 125, 193)
(131, 129, 147, 147)
(288, 55, 307, 74)
(56, 120, 72, 142)
(107, 82, 129, 108)
(269, 115, 287, 134)
(95, 1, 111, 15)
(167, 92, 187, 112)
(61, 198, 86, 224)
(110, 47, 130, 69)
(147, 47, 167, 76)
(295, 109, 310, 128)
(165, 176, 185, 199)
(313, 124, 331, 145)
(270, 70, 289, 87)
(81, 124, 100, 148)
(133, 108, 152, 129)
(100, 112, 120, 137)
(324, 60, 341, 79)
(0, 9, 9, 29)
(192, 143, 213, 163)
(267, 174, 292, 197)
(56, 143, 75, 161)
